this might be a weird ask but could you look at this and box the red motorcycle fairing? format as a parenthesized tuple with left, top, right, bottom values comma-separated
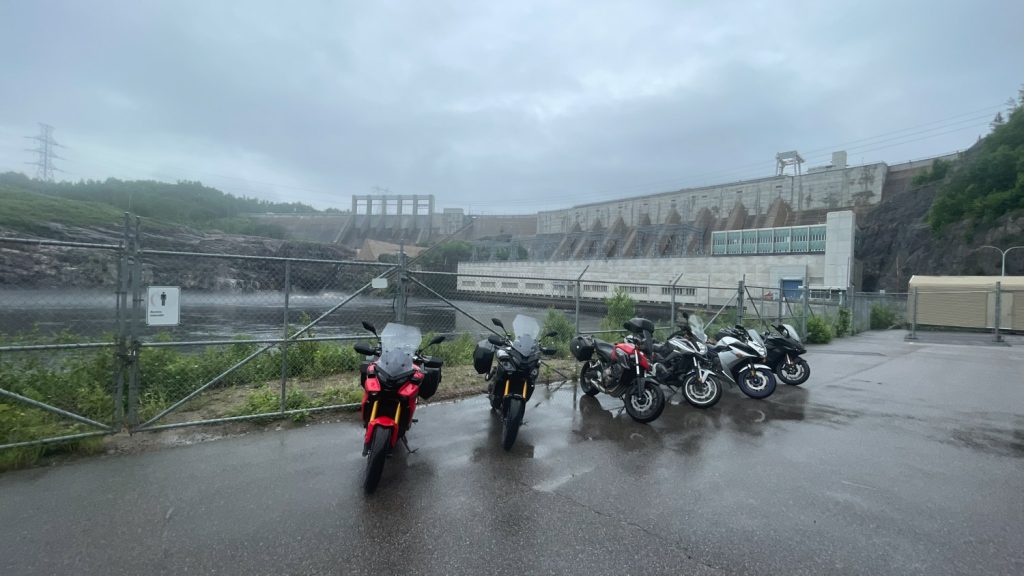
(612, 342, 651, 371)
(360, 368, 423, 449)
(364, 417, 397, 445)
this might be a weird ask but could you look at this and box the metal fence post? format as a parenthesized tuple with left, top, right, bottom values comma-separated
(574, 266, 588, 334)
(670, 271, 683, 327)
(396, 243, 408, 323)
(908, 287, 918, 340)
(993, 281, 1002, 343)
(280, 260, 291, 413)
(848, 288, 855, 335)
(778, 278, 784, 324)
(112, 213, 131, 428)
(736, 279, 745, 325)
(126, 216, 142, 428)
(801, 272, 809, 338)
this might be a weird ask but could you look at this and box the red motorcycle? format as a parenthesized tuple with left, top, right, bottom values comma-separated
(354, 321, 445, 494)
(572, 317, 666, 423)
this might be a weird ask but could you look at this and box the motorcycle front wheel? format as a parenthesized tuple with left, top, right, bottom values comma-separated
(502, 397, 525, 450)
(623, 379, 665, 423)
(776, 358, 810, 385)
(737, 368, 776, 399)
(683, 373, 722, 409)
(363, 425, 391, 494)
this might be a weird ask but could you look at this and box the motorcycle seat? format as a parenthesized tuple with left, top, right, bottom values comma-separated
(594, 339, 614, 360)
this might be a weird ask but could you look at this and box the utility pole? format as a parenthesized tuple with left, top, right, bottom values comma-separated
(25, 123, 64, 181)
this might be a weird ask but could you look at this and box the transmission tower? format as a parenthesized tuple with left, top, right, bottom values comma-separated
(25, 123, 64, 181)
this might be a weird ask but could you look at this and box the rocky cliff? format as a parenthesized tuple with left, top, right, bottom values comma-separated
(0, 221, 359, 291)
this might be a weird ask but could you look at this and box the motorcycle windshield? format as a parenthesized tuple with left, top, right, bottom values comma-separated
(511, 314, 541, 356)
(688, 315, 708, 343)
(746, 328, 767, 350)
(782, 323, 801, 344)
(378, 323, 421, 376)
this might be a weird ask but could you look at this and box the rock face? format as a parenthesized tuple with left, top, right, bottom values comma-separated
(857, 180, 1024, 292)
(0, 222, 357, 290)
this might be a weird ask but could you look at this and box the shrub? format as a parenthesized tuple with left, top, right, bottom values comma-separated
(834, 307, 851, 337)
(427, 332, 476, 367)
(870, 304, 898, 330)
(806, 315, 833, 344)
(541, 307, 574, 357)
(597, 288, 635, 340)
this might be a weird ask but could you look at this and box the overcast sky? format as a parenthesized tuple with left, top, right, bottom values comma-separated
(1, 1, 1021, 213)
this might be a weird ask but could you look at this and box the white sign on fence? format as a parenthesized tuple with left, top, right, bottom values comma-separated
(146, 286, 180, 326)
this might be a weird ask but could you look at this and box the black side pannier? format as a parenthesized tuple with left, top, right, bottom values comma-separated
(419, 367, 442, 399)
(570, 335, 595, 361)
(473, 340, 495, 375)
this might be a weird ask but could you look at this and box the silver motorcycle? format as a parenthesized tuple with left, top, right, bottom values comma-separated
(710, 325, 777, 399)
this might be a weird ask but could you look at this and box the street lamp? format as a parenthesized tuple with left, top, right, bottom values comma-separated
(979, 245, 1024, 277)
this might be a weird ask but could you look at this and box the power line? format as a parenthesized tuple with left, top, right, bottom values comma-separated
(24, 123, 65, 181)
(472, 104, 1001, 210)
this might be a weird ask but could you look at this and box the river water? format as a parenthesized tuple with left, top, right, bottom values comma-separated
(0, 289, 608, 344)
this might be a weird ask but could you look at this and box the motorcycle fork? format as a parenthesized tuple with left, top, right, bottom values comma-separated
(632, 350, 643, 394)
(365, 399, 402, 449)
(502, 378, 528, 398)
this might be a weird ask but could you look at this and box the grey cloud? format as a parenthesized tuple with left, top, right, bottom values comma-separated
(0, 0, 1021, 211)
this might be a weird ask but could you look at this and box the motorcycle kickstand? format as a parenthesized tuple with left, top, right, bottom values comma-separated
(400, 435, 418, 455)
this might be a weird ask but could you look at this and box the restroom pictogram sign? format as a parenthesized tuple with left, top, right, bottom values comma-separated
(146, 286, 180, 326)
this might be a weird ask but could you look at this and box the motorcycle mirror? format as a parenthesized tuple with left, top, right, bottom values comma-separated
(428, 334, 446, 346)
(361, 321, 378, 335)
(541, 346, 557, 356)
(491, 318, 505, 329)
(487, 334, 505, 346)
(353, 342, 376, 356)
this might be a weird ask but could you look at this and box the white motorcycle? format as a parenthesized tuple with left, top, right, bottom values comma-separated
(709, 325, 777, 399)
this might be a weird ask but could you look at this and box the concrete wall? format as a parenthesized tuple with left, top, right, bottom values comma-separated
(458, 253, 824, 306)
(536, 162, 886, 234)
(458, 210, 856, 303)
(823, 211, 855, 289)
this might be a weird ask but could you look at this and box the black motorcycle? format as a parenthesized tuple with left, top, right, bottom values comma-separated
(651, 314, 722, 409)
(473, 315, 557, 450)
(764, 323, 810, 385)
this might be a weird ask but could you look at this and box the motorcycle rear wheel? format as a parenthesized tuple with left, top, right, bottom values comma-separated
(363, 426, 390, 494)
(578, 363, 601, 396)
(776, 358, 810, 385)
(623, 380, 665, 423)
(502, 397, 525, 450)
(683, 373, 722, 409)
(737, 368, 776, 399)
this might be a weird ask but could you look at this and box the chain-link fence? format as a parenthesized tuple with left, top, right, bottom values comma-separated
(9, 217, 1019, 463)
(904, 283, 1023, 342)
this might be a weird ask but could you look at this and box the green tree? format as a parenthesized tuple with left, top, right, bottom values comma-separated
(928, 104, 1024, 232)
(601, 288, 635, 335)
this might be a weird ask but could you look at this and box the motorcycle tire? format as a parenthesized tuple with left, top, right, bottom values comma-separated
(578, 363, 601, 396)
(683, 373, 722, 409)
(623, 380, 665, 423)
(776, 358, 810, 386)
(363, 426, 391, 494)
(487, 374, 502, 412)
(737, 368, 776, 399)
(502, 397, 525, 451)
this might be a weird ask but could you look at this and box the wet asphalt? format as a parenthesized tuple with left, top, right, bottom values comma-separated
(1, 331, 1022, 576)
